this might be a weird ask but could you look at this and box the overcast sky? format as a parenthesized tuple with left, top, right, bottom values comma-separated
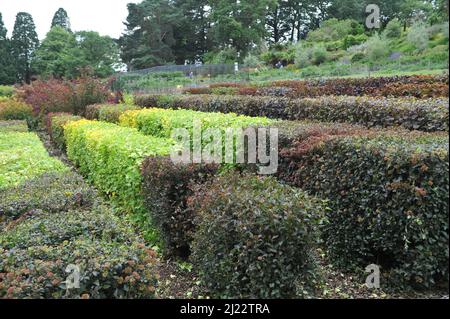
(0, 0, 140, 40)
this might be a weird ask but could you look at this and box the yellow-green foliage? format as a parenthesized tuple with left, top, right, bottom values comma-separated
(63, 119, 174, 243)
(0, 131, 68, 188)
(119, 107, 276, 138)
(0, 98, 33, 120)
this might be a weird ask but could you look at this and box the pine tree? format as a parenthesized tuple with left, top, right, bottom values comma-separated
(51, 8, 71, 31)
(0, 13, 18, 84)
(11, 12, 39, 83)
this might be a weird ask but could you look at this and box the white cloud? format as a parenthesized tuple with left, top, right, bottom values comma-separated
(0, 0, 140, 40)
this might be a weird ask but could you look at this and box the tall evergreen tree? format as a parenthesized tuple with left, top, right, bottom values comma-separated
(119, 0, 181, 70)
(0, 13, 17, 84)
(11, 12, 39, 83)
(51, 8, 71, 31)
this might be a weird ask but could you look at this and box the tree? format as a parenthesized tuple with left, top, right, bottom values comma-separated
(119, 0, 181, 70)
(208, 0, 276, 56)
(34, 27, 82, 78)
(51, 8, 71, 31)
(0, 13, 17, 84)
(76, 31, 120, 77)
(172, 0, 212, 63)
(11, 12, 39, 84)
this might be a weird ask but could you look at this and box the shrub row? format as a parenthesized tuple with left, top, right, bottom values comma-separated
(85, 104, 141, 123)
(46, 113, 83, 150)
(0, 172, 98, 225)
(119, 107, 275, 138)
(134, 94, 449, 132)
(188, 172, 325, 298)
(0, 131, 68, 189)
(185, 75, 449, 98)
(0, 86, 15, 97)
(64, 119, 173, 243)
(0, 171, 159, 299)
(0, 98, 33, 121)
(278, 127, 449, 288)
(0, 120, 28, 133)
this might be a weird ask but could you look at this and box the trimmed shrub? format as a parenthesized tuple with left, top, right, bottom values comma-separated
(0, 120, 28, 133)
(281, 131, 449, 288)
(182, 75, 449, 98)
(0, 85, 15, 97)
(46, 113, 82, 150)
(64, 120, 173, 243)
(98, 104, 141, 123)
(0, 99, 33, 120)
(0, 172, 98, 224)
(141, 156, 218, 257)
(188, 173, 325, 298)
(119, 107, 275, 138)
(85, 104, 103, 120)
(0, 131, 68, 189)
(0, 238, 158, 299)
(134, 94, 449, 132)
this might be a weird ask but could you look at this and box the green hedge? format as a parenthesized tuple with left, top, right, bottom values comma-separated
(189, 172, 325, 298)
(0, 172, 98, 225)
(134, 94, 449, 132)
(280, 130, 449, 288)
(85, 104, 141, 123)
(0, 120, 28, 133)
(64, 119, 174, 243)
(0, 86, 15, 97)
(0, 131, 68, 189)
(141, 156, 218, 257)
(0, 99, 33, 121)
(46, 113, 83, 150)
(119, 107, 276, 138)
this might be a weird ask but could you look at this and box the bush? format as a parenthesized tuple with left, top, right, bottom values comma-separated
(0, 85, 15, 97)
(47, 113, 82, 150)
(311, 45, 328, 65)
(343, 34, 369, 49)
(366, 34, 390, 63)
(0, 99, 33, 120)
(141, 156, 218, 257)
(64, 120, 174, 243)
(0, 238, 158, 299)
(98, 104, 141, 123)
(18, 78, 110, 118)
(0, 206, 136, 249)
(188, 173, 325, 298)
(0, 120, 28, 133)
(281, 131, 449, 288)
(135, 94, 449, 132)
(407, 21, 430, 52)
(0, 131, 68, 189)
(119, 107, 275, 139)
(0, 172, 98, 224)
(383, 18, 402, 39)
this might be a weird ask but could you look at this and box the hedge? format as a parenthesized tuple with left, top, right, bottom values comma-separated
(141, 156, 218, 257)
(0, 172, 98, 225)
(63, 119, 174, 243)
(134, 94, 449, 132)
(0, 98, 33, 121)
(188, 172, 325, 298)
(0, 131, 68, 189)
(46, 113, 83, 150)
(0, 86, 15, 97)
(0, 120, 28, 133)
(85, 104, 141, 123)
(279, 130, 449, 288)
(119, 107, 276, 138)
(0, 237, 158, 299)
(185, 75, 449, 98)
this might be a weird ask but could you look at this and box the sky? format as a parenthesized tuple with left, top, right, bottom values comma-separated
(0, 0, 140, 40)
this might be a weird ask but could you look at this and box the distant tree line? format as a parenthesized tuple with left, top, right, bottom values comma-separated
(119, 0, 449, 70)
(0, 0, 448, 84)
(0, 8, 120, 85)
